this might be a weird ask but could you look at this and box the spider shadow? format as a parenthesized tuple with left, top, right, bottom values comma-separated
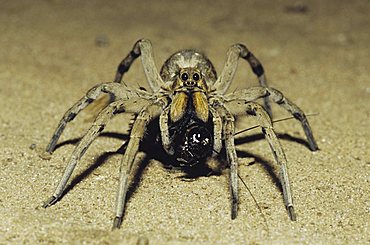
(55, 132, 130, 201)
(236, 150, 282, 192)
(55, 133, 158, 206)
(234, 131, 311, 195)
(53, 131, 218, 211)
(235, 132, 313, 151)
(52, 132, 128, 151)
(52, 128, 308, 218)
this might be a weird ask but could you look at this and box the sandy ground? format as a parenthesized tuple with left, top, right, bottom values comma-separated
(0, 0, 369, 244)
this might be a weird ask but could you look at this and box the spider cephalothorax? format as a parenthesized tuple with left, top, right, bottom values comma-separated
(42, 39, 318, 229)
(160, 49, 217, 84)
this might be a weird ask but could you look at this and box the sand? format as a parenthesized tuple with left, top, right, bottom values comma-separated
(0, 0, 368, 244)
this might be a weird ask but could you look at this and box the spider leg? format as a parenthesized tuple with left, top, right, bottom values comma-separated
(226, 101, 297, 220)
(213, 104, 239, 219)
(159, 107, 173, 155)
(209, 107, 222, 156)
(45, 83, 146, 154)
(114, 39, 165, 91)
(213, 44, 271, 115)
(43, 100, 126, 207)
(225, 87, 319, 151)
(112, 103, 163, 229)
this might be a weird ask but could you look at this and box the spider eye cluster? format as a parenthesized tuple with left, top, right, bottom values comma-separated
(180, 71, 201, 82)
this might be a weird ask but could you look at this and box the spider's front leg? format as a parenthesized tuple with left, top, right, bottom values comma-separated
(212, 44, 271, 116)
(113, 102, 164, 229)
(114, 39, 165, 92)
(209, 107, 223, 156)
(213, 104, 239, 219)
(225, 100, 297, 220)
(159, 107, 173, 155)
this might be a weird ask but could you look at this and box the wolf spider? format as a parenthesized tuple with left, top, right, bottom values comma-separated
(42, 39, 318, 229)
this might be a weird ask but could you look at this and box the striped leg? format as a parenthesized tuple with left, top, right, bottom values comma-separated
(114, 39, 164, 91)
(213, 44, 271, 115)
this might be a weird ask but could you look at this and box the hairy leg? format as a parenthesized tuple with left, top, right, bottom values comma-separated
(225, 86, 319, 151)
(159, 107, 173, 155)
(235, 102, 296, 220)
(114, 39, 164, 91)
(113, 103, 163, 229)
(45, 83, 143, 154)
(214, 105, 239, 219)
(43, 100, 125, 207)
(213, 44, 271, 115)
(209, 107, 222, 156)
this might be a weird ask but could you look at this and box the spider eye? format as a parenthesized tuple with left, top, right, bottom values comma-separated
(192, 72, 200, 81)
(181, 72, 188, 81)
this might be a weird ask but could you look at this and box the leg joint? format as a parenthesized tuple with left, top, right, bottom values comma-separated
(232, 43, 249, 57)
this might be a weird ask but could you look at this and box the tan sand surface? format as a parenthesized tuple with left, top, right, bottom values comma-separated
(0, 0, 368, 244)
